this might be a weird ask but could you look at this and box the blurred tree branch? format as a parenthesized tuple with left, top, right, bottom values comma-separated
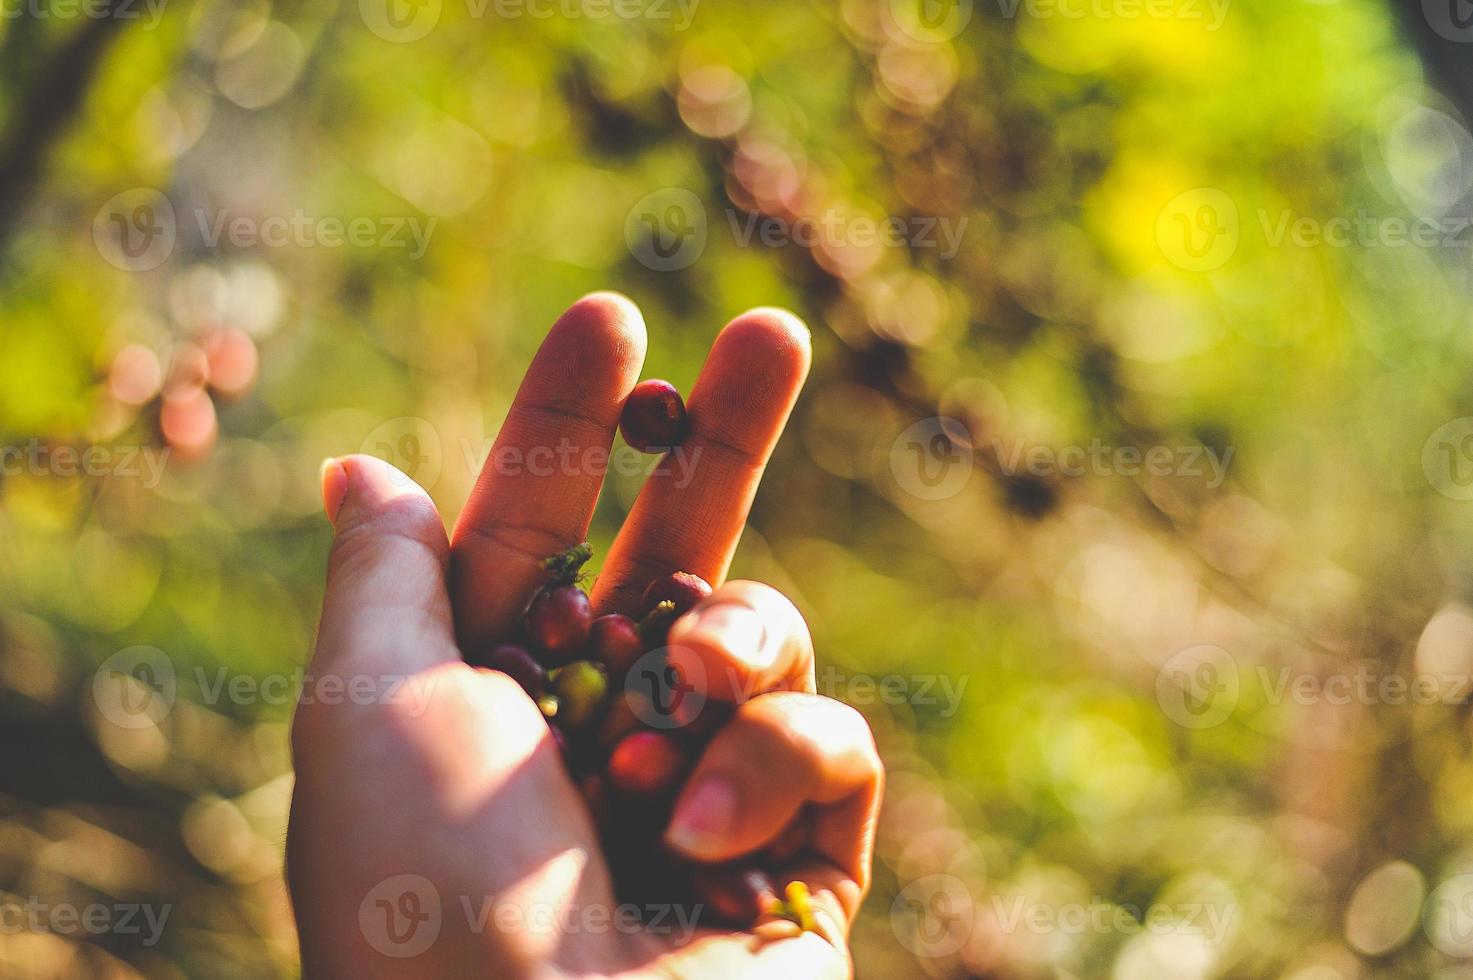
(0, 1, 132, 256)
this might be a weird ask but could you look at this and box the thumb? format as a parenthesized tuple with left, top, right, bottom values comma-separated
(313, 454, 458, 677)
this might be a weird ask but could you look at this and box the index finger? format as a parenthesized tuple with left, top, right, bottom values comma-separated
(450, 293, 646, 650)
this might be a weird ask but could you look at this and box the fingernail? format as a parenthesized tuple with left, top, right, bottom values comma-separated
(666, 776, 737, 858)
(684, 603, 772, 668)
(321, 458, 348, 527)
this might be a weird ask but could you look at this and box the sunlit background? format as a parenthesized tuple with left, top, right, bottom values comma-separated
(5, 0, 1473, 975)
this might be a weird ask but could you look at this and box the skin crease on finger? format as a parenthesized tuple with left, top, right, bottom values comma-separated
(288, 301, 878, 980)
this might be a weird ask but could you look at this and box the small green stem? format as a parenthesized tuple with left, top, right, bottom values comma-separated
(542, 542, 594, 584)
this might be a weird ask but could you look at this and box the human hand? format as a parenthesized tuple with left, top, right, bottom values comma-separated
(287, 295, 883, 978)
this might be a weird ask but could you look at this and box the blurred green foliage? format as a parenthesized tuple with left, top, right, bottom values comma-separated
(4, 0, 1473, 976)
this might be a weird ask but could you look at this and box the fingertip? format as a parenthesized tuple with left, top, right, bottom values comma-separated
(511, 293, 648, 426)
(336, 452, 434, 502)
(718, 307, 813, 381)
(688, 308, 812, 457)
(574, 289, 641, 322)
(549, 291, 649, 372)
(329, 454, 448, 558)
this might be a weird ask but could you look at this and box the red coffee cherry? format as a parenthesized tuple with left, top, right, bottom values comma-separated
(589, 614, 643, 676)
(640, 572, 713, 617)
(473, 643, 546, 697)
(526, 584, 593, 663)
(606, 731, 687, 796)
(620, 379, 689, 452)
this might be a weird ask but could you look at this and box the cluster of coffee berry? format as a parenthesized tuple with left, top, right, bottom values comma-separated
(467, 543, 812, 929)
(461, 379, 816, 932)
